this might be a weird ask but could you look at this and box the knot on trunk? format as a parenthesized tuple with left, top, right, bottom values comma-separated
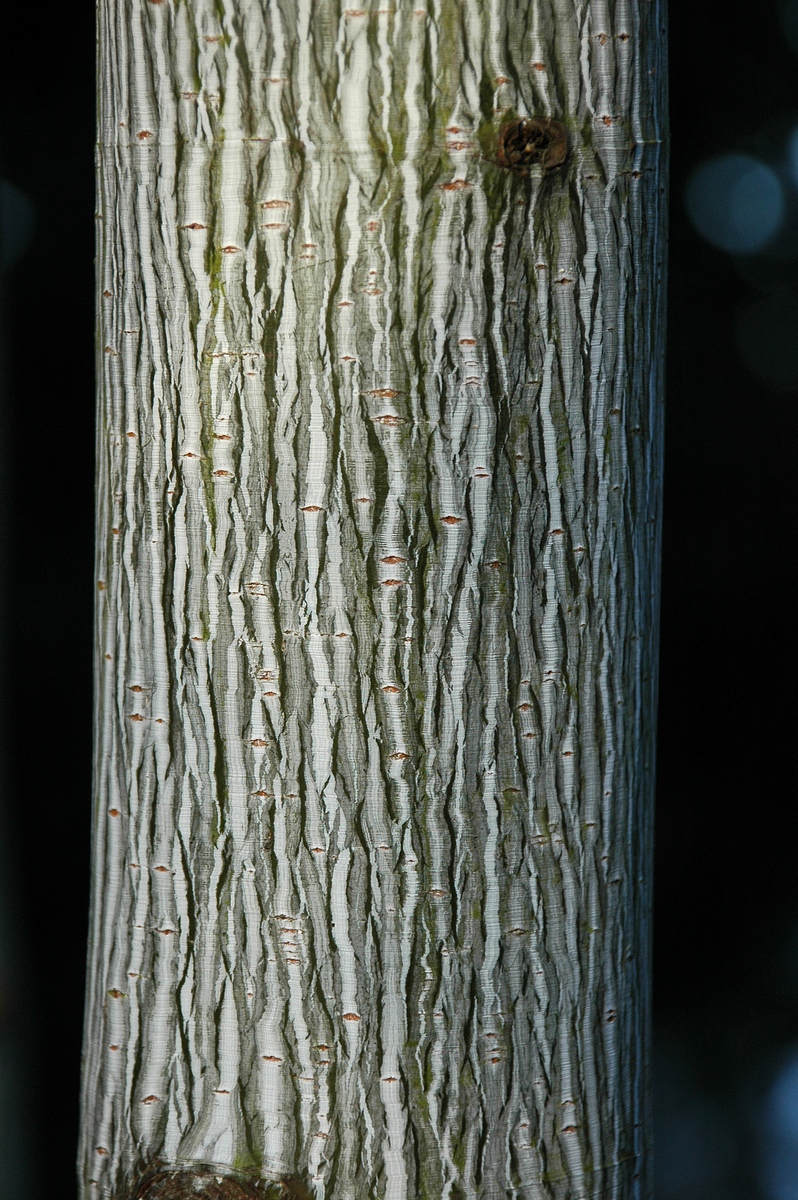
(496, 118, 568, 174)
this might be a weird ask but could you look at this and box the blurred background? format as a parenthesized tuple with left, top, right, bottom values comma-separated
(0, 1, 795, 1197)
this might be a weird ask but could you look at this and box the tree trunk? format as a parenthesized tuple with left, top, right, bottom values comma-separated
(81, 2, 667, 1198)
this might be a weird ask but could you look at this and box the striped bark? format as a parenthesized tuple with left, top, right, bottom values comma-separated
(82, 2, 667, 1199)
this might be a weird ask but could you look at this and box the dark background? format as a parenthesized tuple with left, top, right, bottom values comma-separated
(0, 2, 794, 1198)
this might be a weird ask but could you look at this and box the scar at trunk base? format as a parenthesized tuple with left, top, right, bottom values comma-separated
(129, 1167, 313, 1200)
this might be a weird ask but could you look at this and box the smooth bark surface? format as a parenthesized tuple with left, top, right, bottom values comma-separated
(82, 2, 666, 1198)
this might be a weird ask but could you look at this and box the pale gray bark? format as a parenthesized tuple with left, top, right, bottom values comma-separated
(81, 2, 667, 1199)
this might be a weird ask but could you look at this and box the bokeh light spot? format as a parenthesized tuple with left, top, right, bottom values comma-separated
(761, 1048, 798, 1200)
(787, 127, 798, 190)
(0, 179, 35, 269)
(769, 1051, 798, 1139)
(735, 293, 798, 391)
(685, 154, 784, 254)
(780, 0, 798, 55)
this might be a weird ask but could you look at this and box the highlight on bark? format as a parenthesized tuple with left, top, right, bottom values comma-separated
(82, 1, 667, 1198)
